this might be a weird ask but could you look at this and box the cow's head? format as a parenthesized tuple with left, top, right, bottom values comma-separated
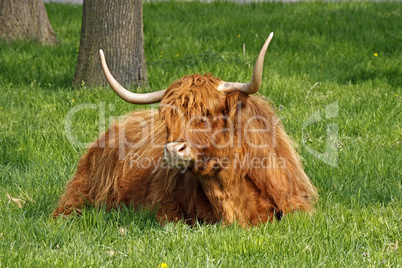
(99, 33, 274, 171)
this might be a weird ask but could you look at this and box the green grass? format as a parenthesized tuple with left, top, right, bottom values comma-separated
(0, 1, 401, 267)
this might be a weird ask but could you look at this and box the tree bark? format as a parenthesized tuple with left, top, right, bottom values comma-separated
(0, 0, 58, 45)
(73, 0, 147, 89)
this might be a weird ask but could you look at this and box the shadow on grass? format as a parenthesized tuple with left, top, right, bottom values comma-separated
(0, 40, 77, 90)
(47, 204, 162, 231)
(340, 66, 402, 87)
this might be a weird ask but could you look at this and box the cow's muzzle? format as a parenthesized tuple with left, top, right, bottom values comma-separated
(163, 141, 194, 167)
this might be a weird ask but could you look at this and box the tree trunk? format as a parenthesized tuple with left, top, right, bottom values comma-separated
(73, 0, 147, 89)
(0, 0, 58, 45)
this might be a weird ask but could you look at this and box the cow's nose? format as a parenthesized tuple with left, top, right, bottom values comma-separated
(164, 142, 192, 160)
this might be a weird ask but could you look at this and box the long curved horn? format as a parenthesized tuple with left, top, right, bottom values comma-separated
(217, 32, 274, 95)
(99, 50, 166, 104)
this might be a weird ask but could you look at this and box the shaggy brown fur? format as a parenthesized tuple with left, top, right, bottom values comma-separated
(53, 74, 317, 226)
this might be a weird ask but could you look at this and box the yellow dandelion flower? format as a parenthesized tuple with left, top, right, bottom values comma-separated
(238, 34, 240, 38)
(176, 54, 179, 57)
(374, 53, 378, 57)
(73, 99, 75, 102)
(1, 107, 3, 109)
(161, 51, 164, 54)
(32, 66, 35, 69)
(395, 94, 398, 97)
(158, 263, 168, 268)
(308, 13, 311, 16)
(18, 61, 21, 64)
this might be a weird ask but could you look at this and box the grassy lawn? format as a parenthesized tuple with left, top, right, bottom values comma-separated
(0, 1, 401, 267)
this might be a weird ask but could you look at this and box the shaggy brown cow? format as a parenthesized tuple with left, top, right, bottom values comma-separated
(53, 33, 317, 226)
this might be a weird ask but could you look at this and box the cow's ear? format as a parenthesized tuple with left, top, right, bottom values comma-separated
(225, 92, 248, 122)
